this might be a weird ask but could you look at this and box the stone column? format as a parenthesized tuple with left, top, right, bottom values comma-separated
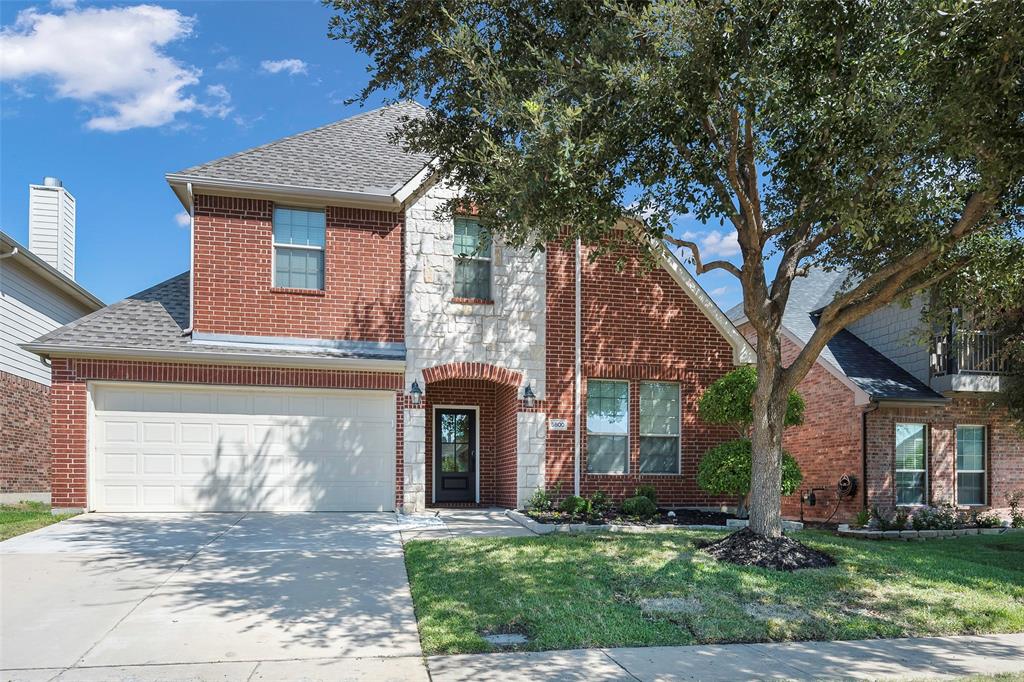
(403, 408, 427, 512)
(516, 412, 546, 508)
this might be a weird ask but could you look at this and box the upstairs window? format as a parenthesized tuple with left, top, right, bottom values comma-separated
(639, 382, 680, 474)
(956, 425, 987, 505)
(453, 217, 491, 300)
(273, 207, 325, 290)
(895, 423, 927, 505)
(587, 380, 629, 474)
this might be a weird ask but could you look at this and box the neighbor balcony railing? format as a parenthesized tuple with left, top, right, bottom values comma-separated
(930, 330, 1010, 377)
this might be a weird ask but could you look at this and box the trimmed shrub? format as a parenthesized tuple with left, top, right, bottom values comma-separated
(697, 366, 805, 432)
(559, 495, 589, 515)
(634, 484, 657, 505)
(588, 490, 612, 515)
(621, 495, 657, 519)
(696, 439, 803, 500)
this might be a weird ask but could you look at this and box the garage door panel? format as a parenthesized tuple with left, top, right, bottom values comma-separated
(103, 453, 138, 475)
(103, 421, 139, 443)
(91, 385, 395, 512)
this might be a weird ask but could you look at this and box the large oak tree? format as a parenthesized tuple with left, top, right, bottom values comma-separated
(327, 0, 1024, 536)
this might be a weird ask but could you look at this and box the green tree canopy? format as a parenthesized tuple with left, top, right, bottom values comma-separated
(699, 366, 804, 435)
(329, 0, 1024, 536)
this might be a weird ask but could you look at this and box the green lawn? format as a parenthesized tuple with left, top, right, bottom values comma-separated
(0, 501, 75, 541)
(404, 530, 1024, 655)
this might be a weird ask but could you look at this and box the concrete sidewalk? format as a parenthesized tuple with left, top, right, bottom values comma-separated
(428, 633, 1024, 681)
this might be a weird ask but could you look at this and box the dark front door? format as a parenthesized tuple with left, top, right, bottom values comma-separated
(435, 409, 476, 503)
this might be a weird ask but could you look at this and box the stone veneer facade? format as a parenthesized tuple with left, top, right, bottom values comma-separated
(402, 182, 547, 510)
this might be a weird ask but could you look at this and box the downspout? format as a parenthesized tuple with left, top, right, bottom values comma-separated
(182, 182, 195, 336)
(861, 402, 880, 510)
(574, 237, 582, 497)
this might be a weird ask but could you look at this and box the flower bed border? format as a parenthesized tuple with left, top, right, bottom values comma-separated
(836, 524, 1018, 540)
(506, 509, 803, 535)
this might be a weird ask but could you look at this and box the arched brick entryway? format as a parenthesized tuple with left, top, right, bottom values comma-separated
(422, 363, 523, 508)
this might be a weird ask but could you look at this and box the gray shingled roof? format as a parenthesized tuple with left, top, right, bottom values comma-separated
(171, 101, 433, 196)
(727, 269, 944, 402)
(25, 272, 404, 362)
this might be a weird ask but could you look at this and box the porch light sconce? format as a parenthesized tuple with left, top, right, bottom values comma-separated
(523, 384, 536, 408)
(410, 380, 423, 407)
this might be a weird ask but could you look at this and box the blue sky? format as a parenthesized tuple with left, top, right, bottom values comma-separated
(0, 0, 743, 310)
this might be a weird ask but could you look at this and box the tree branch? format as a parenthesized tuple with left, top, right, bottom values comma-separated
(663, 235, 742, 278)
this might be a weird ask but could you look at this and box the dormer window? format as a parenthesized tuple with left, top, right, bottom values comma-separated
(453, 217, 491, 301)
(273, 207, 325, 290)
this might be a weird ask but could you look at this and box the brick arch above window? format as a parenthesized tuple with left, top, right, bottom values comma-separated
(421, 362, 523, 388)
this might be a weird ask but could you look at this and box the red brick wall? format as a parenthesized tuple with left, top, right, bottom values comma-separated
(866, 398, 1024, 518)
(192, 194, 404, 342)
(494, 385, 519, 508)
(48, 357, 405, 510)
(544, 239, 737, 506)
(1, 371, 51, 494)
(740, 326, 865, 523)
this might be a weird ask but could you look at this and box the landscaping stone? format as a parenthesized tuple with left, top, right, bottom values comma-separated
(639, 597, 704, 617)
(883, 531, 902, 539)
(919, 530, 938, 538)
(482, 633, 529, 648)
(980, 528, 1002, 535)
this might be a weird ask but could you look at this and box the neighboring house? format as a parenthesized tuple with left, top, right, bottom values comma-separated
(25, 102, 755, 514)
(730, 269, 1023, 523)
(1, 178, 103, 503)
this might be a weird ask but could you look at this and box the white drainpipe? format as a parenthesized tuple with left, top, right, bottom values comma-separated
(574, 237, 582, 497)
(183, 182, 195, 335)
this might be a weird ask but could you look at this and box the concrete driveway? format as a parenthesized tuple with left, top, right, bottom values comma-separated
(0, 513, 428, 681)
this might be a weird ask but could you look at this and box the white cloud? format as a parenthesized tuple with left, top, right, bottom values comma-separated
(215, 55, 240, 71)
(196, 83, 232, 119)
(697, 229, 740, 258)
(260, 58, 307, 76)
(174, 210, 190, 228)
(0, 4, 227, 132)
(50, 0, 77, 9)
(710, 286, 732, 297)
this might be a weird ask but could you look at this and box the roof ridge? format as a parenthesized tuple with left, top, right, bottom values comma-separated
(174, 101, 424, 177)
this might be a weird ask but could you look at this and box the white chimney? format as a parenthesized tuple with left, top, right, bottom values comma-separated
(28, 177, 76, 280)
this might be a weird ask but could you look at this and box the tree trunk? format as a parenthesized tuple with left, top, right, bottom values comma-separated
(747, 334, 788, 538)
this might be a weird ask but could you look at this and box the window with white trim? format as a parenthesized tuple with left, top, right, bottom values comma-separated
(587, 379, 628, 474)
(639, 381, 680, 474)
(895, 423, 927, 505)
(273, 207, 325, 290)
(956, 425, 986, 505)
(453, 217, 491, 300)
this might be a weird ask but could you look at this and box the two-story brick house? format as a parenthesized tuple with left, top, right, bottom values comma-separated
(26, 102, 754, 514)
(730, 269, 1023, 523)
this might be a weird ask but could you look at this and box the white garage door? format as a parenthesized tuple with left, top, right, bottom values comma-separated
(89, 384, 396, 512)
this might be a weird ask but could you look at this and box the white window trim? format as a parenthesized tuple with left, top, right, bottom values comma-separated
(272, 207, 326, 291)
(955, 424, 987, 507)
(586, 379, 630, 475)
(895, 422, 929, 507)
(453, 219, 493, 300)
(638, 381, 681, 476)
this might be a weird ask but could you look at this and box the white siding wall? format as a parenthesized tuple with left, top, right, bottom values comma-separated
(846, 295, 931, 383)
(0, 259, 92, 385)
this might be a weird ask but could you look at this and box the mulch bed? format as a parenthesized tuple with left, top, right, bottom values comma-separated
(695, 527, 836, 571)
(526, 508, 736, 526)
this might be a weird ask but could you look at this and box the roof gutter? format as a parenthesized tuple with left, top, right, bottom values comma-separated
(166, 174, 401, 210)
(21, 343, 406, 373)
(0, 233, 103, 310)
